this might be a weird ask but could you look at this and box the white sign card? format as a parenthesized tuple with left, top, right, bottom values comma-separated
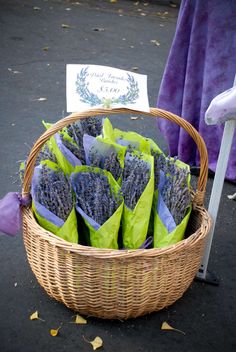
(66, 64, 150, 112)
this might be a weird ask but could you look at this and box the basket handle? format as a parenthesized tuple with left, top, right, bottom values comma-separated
(22, 107, 208, 206)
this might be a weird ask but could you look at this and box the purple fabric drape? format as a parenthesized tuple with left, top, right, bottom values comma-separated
(0, 192, 31, 236)
(157, 0, 236, 182)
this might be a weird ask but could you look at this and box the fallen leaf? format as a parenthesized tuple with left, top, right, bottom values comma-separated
(83, 335, 103, 350)
(159, 24, 164, 27)
(110, 0, 117, 3)
(131, 66, 138, 71)
(30, 310, 45, 321)
(93, 27, 105, 32)
(130, 116, 139, 120)
(228, 192, 236, 200)
(150, 39, 160, 46)
(169, 2, 178, 8)
(156, 11, 169, 16)
(61, 23, 71, 28)
(8, 68, 22, 74)
(50, 327, 61, 337)
(161, 321, 185, 335)
(30, 311, 39, 320)
(90, 337, 103, 350)
(65, 8, 71, 11)
(75, 314, 87, 324)
(34, 97, 47, 101)
(33, 6, 41, 11)
(140, 13, 146, 16)
(42, 46, 49, 51)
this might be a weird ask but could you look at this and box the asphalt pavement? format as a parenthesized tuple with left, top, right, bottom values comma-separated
(0, 1, 236, 351)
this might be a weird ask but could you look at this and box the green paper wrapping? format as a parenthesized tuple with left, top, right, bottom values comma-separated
(32, 203, 79, 243)
(153, 206, 192, 248)
(122, 153, 154, 249)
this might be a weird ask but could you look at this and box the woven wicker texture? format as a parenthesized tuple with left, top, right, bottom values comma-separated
(22, 108, 211, 319)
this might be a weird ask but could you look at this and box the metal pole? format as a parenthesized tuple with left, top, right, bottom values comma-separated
(196, 119, 236, 281)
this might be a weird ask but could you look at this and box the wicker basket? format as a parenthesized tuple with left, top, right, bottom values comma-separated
(22, 108, 211, 319)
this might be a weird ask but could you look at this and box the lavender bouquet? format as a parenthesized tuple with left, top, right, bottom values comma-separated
(153, 156, 192, 248)
(121, 151, 154, 249)
(83, 134, 126, 184)
(43, 117, 102, 175)
(31, 161, 78, 243)
(71, 166, 123, 249)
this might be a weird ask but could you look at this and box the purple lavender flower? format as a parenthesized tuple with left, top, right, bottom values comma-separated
(121, 153, 150, 210)
(72, 169, 122, 225)
(36, 165, 73, 221)
(160, 156, 191, 225)
(88, 147, 122, 181)
(60, 134, 86, 164)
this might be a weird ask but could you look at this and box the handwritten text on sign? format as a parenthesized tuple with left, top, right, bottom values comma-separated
(66, 64, 150, 112)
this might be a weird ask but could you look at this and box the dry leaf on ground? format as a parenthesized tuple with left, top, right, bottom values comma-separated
(61, 24, 71, 28)
(90, 337, 103, 350)
(93, 27, 105, 32)
(150, 39, 160, 46)
(161, 321, 185, 335)
(29, 311, 44, 321)
(228, 192, 236, 200)
(34, 97, 47, 101)
(30, 311, 39, 320)
(74, 314, 87, 324)
(50, 327, 61, 337)
(8, 68, 22, 74)
(83, 335, 103, 350)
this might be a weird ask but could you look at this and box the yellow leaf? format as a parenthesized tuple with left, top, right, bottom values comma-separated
(110, 0, 117, 3)
(90, 336, 103, 350)
(29, 310, 45, 321)
(43, 47, 49, 51)
(161, 321, 185, 335)
(30, 311, 39, 320)
(75, 314, 87, 324)
(50, 328, 60, 337)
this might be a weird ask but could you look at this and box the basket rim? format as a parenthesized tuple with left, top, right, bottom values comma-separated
(22, 203, 211, 259)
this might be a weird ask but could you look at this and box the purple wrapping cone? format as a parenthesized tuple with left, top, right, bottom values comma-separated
(0, 192, 31, 236)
